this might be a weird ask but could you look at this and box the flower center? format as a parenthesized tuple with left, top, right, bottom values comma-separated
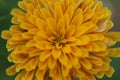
(54, 36, 63, 43)
(52, 36, 66, 49)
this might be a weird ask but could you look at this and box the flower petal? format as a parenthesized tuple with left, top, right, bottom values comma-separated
(40, 50, 51, 62)
(59, 53, 72, 68)
(15, 71, 26, 80)
(52, 49, 61, 59)
(24, 70, 35, 80)
(109, 48, 120, 57)
(80, 58, 92, 70)
(6, 65, 17, 76)
(106, 32, 120, 41)
(48, 56, 56, 70)
(36, 69, 47, 80)
(1, 30, 12, 39)
(62, 44, 71, 53)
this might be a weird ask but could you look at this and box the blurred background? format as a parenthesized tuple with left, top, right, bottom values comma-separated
(0, 0, 120, 80)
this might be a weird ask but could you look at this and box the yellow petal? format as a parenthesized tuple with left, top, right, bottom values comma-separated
(59, 53, 72, 68)
(69, 54, 80, 68)
(83, 8, 94, 22)
(26, 40, 36, 47)
(71, 9, 83, 26)
(1, 30, 12, 39)
(18, 1, 27, 10)
(22, 32, 33, 39)
(28, 28, 39, 35)
(65, 25, 75, 37)
(11, 17, 19, 24)
(8, 54, 14, 62)
(62, 44, 71, 53)
(74, 22, 97, 37)
(109, 48, 120, 57)
(65, 5, 75, 19)
(93, 51, 109, 57)
(10, 25, 22, 31)
(11, 53, 28, 63)
(84, 42, 107, 52)
(52, 49, 61, 59)
(36, 69, 47, 80)
(84, 73, 96, 80)
(46, 17, 56, 32)
(66, 37, 76, 42)
(80, 58, 92, 70)
(11, 8, 25, 16)
(54, 3, 63, 22)
(35, 41, 47, 50)
(6, 43, 16, 51)
(15, 71, 26, 80)
(106, 32, 120, 41)
(69, 39, 82, 46)
(38, 60, 47, 70)
(24, 70, 34, 80)
(96, 72, 104, 78)
(75, 0, 83, 10)
(20, 22, 34, 30)
(78, 35, 90, 45)
(88, 56, 103, 66)
(63, 75, 72, 80)
(27, 3, 34, 14)
(25, 58, 38, 71)
(57, 15, 65, 36)
(88, 34, 104, 41)
(11, 32, 24, 41)
(48, 56, 56, 70)
(49, 66, 57, 77)
(29, 49, 41, 57)
(40, 50, 51, 62)
(61, 66, 69, 77)
(53, 66, 62, 80)
(105, 66, 115, 78)
(36, 18, 46, 31)
(6, 65, 17, 76)
(95, 19, 108, 32)
(40, 8, 52, 19)
(72, 47, 83, 57)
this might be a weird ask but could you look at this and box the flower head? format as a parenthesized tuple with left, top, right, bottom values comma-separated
(1, 0, 120, 80)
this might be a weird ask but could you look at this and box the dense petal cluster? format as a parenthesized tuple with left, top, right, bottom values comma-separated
(1, 0, 120, 80)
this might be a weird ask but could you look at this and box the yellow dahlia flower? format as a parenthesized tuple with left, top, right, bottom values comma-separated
(1, 0, 120, 80)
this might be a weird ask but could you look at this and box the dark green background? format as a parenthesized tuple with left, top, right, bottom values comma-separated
(0, 0, 120, 80)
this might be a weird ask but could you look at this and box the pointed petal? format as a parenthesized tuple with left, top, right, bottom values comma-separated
(62, 66, 70, 77)
(38, 60, 47, 70)
(36, 69, 47, 80)
(80, 58, 92, 70)
(52, 49, 61, 59)
(24, 70, 34, 80)
(40, 50, 51, 61)
(54, 3, 63, 22)
(84, 42, 107, 52)
(71, 47, 83, 57)
(59, 53, 72, 68)
(29, 49, 41, 57)
(62, 44, 71, 53)
(48, 56, 56, 70)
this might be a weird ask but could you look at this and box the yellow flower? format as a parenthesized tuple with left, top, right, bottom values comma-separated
(1, 0, 120, 80)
